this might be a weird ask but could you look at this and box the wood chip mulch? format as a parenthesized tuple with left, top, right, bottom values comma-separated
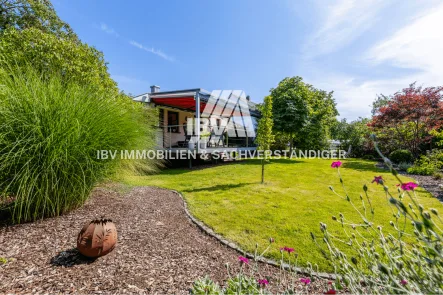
(0, 186, 330, 294)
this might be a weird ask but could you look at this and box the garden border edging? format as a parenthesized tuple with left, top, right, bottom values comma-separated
(172, 189, 336, 280)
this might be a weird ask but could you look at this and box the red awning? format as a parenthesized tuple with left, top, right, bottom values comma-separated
(152, 96, 249, 117)
(152, 96, 206, 112)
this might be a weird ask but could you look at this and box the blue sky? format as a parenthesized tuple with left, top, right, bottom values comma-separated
(53, 0, 443, 120)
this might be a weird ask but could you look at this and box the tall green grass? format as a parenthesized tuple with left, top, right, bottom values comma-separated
(0, 65, 158, 223)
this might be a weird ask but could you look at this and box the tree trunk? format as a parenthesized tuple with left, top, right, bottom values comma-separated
(289, 134, 294, 156)
(261, 158, 265, 184)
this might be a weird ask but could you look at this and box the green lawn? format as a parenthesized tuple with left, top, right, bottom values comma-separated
(116, 158, 443, 272)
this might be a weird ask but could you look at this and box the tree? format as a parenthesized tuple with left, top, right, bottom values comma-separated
(271, 76, 338, 152)
(0, 0, 77, 40)
(369, 83, 443, 155)
(297, 88, 338, 150)
(270, 77, 309, 152)
(256, 95, 274, 184)
(331, 117, 373, 157)
(0, 27, 118, 94)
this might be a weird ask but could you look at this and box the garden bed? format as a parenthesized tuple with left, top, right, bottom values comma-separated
(0, 186, 329, 294)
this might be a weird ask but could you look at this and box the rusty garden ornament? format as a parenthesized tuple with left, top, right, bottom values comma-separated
(77, 218, 117, 258)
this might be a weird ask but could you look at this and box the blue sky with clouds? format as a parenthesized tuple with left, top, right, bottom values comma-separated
(53, 0, 443, 120)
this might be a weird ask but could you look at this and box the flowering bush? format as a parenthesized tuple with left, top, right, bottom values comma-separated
(315, 138, 443, 293)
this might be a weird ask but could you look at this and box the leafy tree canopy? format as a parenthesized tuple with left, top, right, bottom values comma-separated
(270, 76, 338, 150)
(369, 83, 443, 155)
(0, 27, 118, 94)
(0, 0, 76, 39)
(0, 0, 118, 94)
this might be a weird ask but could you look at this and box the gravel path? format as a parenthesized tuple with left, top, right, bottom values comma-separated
(0, 186, 329, 294)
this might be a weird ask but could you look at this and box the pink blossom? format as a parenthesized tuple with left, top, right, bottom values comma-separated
(372, 176, 383, 185)
(400, 279, 408, 285)
(280, 246, 295, 253)
(238, 256, 249, 264)
(400, 182, 418, 191)
(300, 277, 311, 285)
(331, 161, 342, 168)
(257, 279, 269, 287)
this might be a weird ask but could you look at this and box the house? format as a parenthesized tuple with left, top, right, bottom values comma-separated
(133, 86, 260, 158)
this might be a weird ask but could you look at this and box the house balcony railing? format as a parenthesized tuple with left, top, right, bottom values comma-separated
(158, 124, 256, 149)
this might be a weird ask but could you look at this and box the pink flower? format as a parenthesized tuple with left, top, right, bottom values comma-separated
(300, 277, 311, 285)
(324, 289, 337, 294)
(372, 176, 383, 185)
(257, 279, 269, 287)
(400, 182, 418, 191)
(280, 246, 295, 253)
(331, 161, 342, 168)
(238, 256, 249, 264)
(400, 279, 408, 286)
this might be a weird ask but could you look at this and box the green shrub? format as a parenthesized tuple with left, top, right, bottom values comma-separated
(434, 172, 443, 180)
(0, 65, 158, 223)
(407, 165, 436, 175)
(362, 154, 375, 160)
(398, 162, 413, 171)
(389, 149, 413, 164)
(406, 153, 441, 176)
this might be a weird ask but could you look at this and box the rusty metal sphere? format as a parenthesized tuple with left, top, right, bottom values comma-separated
(77, 218, 117, 258)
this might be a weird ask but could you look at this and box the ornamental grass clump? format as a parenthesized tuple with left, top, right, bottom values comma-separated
(313, 136, 443, 294)
(0, 64, 158, 223)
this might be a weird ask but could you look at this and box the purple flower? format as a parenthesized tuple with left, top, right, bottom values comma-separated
(331, 161, 342, 168)
(372, 176, 383, 185)
(400, 279, 408, 285)
(300, 277, 311, 285)
(257, 279, 269, 287)
(280, 246, 295, 253)
(400, 182, 418, 191)
(238, 256, 249, 264)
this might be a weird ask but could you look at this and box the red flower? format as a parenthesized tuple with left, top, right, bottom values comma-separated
(400, 279, 408, 285)
(400, 182, 418, 191)
(331, 161, 342, 168)
(300, 277, 311, 285)
(238, 256, 249, 264)
(280, 246, 295, 253)
(324, 289, 336, 294)
(372, 176, 383, 185)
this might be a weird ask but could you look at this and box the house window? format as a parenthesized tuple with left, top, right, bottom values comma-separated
(158, 109, 164, 127)
(167, 111, 179, 133)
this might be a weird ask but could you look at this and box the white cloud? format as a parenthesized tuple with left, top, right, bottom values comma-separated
(129, 40, 175, 62)
(100, 23, 119, 37)
(366, 3, 443, 85)
(298, 0, 443, 120)
(303, 0, 387, 58)
(308, 74, 412, 120)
